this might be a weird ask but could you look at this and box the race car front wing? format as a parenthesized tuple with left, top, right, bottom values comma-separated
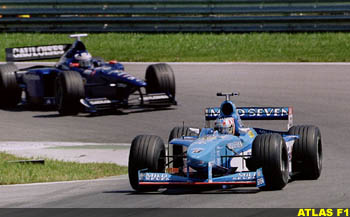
(80, 93, 176, 113)
(138, 164, 266, 188)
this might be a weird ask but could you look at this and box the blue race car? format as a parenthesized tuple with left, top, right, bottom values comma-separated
(0, 34, 176, 115)
(128, 92, 322, 191)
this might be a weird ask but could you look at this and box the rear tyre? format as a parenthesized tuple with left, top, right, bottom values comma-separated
(252, 133, 289, 190)
(168, 127, 199, 168)
(145, 63, 176, 100)
(128, 135, 166, 192)
(55, 71, 85, 115)
(288, 125, 322, 180)
(0, 63, 21, 108)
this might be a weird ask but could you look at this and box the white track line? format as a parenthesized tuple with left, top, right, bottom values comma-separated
(0, 141, 130, 166)
(0, 175, 128, 187)
(0, 141, 130, 150)
(0, 142, 130, 187)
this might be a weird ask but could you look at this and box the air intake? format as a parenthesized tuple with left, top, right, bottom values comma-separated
(221, 102, 234, 116)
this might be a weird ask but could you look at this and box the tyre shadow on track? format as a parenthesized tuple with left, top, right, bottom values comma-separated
(0, 105, 63, 118)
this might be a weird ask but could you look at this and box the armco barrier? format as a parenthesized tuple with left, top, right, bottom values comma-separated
(1, 0, 350, 32)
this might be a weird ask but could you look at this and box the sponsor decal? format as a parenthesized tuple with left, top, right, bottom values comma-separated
(189, 128, 200, 134)
(257, 168, 262, 177)
(205, 107, 289, 120)
(205, 107, 220, 120)
(90, 99, 112, 105)
(232, 173, 256, 181)
(194, 135, 218, 144)
(248, 130, 255, 138)
(143, 173, 170, 181)
(226, 141, 243, 150)
(6, 44, 70, 61)
(238, 107, 289, 118)
(238, 173, 255, 178)
(191, 148, 203, 153)
(13, 45, 65, 58)
(257, 177, 264, 186)
(256, 168, 265, 187)
(143, 95, 169, 101)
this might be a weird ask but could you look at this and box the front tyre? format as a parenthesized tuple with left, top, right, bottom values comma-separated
(0, 63, 21, 108)
(145, 63, 175, 100)
(55, 71, 85, 116)
(128, 135, 166, 192)
(288, 125, 322, 179)
(252, 133, 289, 190)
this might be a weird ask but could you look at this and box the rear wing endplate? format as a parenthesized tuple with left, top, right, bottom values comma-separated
(205, 107, 293, 129)
(5, 44, 71, 62)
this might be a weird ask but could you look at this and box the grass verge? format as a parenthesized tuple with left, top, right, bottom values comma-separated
(1, 33, 350, 62)
(0, 152, 127, 185)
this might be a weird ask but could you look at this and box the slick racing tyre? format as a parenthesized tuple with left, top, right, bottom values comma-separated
(55, 71, 85, 115)
(288, 125, 322, 180)
(128, 135, 166, 192)
(168, 127, 199, 168)
(0, 63, 21, 108)
(145, 63, 175, 100)
(252, 133, 289, 190)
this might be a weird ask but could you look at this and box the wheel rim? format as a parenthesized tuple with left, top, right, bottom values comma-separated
(56, 80, 63, 110)
(316, 136, 322, 171)
(280, 146, 289, 181)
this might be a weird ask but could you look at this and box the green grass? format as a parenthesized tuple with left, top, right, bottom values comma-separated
(0, 152, 127, 185)
(1, 33, 350, 62)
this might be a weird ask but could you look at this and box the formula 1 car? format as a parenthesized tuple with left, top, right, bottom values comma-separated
(128, 92, 322, 191)
(0, 34, 176, 115)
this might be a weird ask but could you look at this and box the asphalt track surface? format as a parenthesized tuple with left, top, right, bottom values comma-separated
(0, 62, 349, 208)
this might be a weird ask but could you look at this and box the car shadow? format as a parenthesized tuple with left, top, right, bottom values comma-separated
(32, 107, 176, 118)
(103, 187, 260, 195)
(32, 113, 62, 118)
(0, 104, 56, 113)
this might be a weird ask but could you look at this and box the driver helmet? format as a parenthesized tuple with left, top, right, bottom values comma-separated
(214, 117, 235, 134)
(74, 51, 92, 68)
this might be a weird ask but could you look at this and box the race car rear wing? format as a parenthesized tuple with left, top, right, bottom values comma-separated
(205, 106, 293, 129)
(5, 44, 71, 62)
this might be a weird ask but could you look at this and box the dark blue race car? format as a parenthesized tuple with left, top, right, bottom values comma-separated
(128, 92, 322, 192)
(0, 34, 176, 115)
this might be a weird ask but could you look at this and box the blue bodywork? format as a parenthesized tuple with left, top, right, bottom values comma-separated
(13, 38, 174, 111)
(138, 94, 297, 188)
